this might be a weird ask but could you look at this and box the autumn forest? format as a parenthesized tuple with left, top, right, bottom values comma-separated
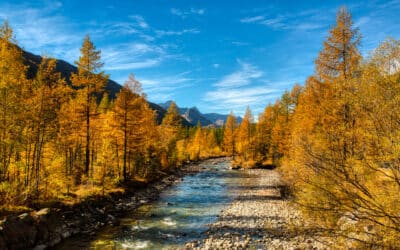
(0, 6, 400, 249)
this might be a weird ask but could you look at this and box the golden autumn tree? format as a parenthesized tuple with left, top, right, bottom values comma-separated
(235, 107, 256, 167)
(282, 5, 361, 211)
(0, 21, 28, 204)
(136, 100, 159, 179)
(93, 100, 117, 194)
(315, 6, 361, 83)
(203, 128, 221, 157)
(57, 92, 85, 191)
(71, 35, 108, 178)
(113, 74, 142, 181)
(190, 122, 203, 161)
(278, 8, 400, 248)
(160, 101, 182, 169)
(114, 74, 159, 179)
(338, 38, 400, 247)
(254, 105, 274, 164)
(270, 85, 302, 164)
(24, 57, 68, 199)
(222, 112, 238, 159)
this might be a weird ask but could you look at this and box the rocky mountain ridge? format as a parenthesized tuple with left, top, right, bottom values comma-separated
(159, 101, 242, 126)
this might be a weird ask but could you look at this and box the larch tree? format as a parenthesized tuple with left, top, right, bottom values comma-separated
(24, 58, 67, 199)
(277, 7, 400, 248)
(205, 128, 221, 157)
(113, 74, 142, 181)
(0, 21, 28, 203)
(138, 100, 159, 179)
(236, 107, 255, 166)
(270, 86, 301, 163)
(222, 112, 238, 159)
(190, 122, 203, 161)
(315, 6, 361, 83)
(71, 35, 108, 178)
(254, 105, 275, 164)
(160, 101, 182, 169)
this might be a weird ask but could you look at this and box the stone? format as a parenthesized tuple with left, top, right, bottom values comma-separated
(33, 244, 47, 250)
(2, 215, 38, 249)
(35, 208, 50, 217)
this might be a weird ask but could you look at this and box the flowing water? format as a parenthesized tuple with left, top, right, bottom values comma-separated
(58, 159, 248, 250)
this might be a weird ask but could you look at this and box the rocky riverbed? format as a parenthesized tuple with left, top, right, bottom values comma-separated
(184, 169, 332, 250)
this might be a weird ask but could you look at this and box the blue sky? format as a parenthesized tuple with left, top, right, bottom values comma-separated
(0, 0, 399, 116)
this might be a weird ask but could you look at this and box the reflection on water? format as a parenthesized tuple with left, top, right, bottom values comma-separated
(61, 160, 246, 250)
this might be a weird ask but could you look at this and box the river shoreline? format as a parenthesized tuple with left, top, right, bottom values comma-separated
(183, 168, 332, 249)
(0, 157, 229, 250)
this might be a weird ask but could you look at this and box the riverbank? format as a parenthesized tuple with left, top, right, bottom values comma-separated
(184, 168, 332, 249)
(0, 157, 228, 250)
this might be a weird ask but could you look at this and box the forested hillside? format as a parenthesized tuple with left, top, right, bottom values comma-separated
(0, 22, 224, 215)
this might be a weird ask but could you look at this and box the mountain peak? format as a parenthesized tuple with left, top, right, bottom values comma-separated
(157, 101, 236, 126)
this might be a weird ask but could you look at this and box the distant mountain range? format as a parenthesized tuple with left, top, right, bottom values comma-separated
(159, 101, 242, 127)
(19, 46, 238, 127)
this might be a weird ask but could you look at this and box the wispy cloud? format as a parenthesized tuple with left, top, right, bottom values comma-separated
(0, 2, 81, 61)
(260, 16, 287, 29)
(155, 28, 200, 36)
(240, 14, 286, 29)
(231, 41, 250, 46)
(240, 15, 264, 23)
(205, 86, 278, 106)
(170, 7, 205, 18)
(97, 16, 150, 38)
(203, 61, 279, 115)
(203, 86, 281, 116)
(91, 14, 154, 41)
(106, 59, 161, 71)
(190, 8, 205, 15)
(129, 15, 149, 29)
(94, 22, 139, 37)
(240, 9, 328, 31)
(214, 60, 263, 88)
(139, 72, 194, 101)
(102, 42, 167, 71)
(378, 0, 400, 9)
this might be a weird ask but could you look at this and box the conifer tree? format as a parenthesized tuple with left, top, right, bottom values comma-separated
(0, 21, 27, 194)
(24, 58, 67, 198)
(222, 112, 238, 159)
(71, 35, 108, 177)
(190, 122, 203, 160)
(113, 74, 142, 180)
(315, 6, 361, 83)
(160, 101, 182, 168)
(236, 107, 255, 166)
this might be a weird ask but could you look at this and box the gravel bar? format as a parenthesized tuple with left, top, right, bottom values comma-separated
(184, 169, 332, 250)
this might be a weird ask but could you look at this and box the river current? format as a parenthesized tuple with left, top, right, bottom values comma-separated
(58, 159, 247, 250)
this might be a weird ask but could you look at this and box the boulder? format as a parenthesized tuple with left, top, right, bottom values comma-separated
(2, 214, 37, 248)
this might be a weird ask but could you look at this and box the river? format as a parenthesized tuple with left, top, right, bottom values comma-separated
(56, 159, 249, 250)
